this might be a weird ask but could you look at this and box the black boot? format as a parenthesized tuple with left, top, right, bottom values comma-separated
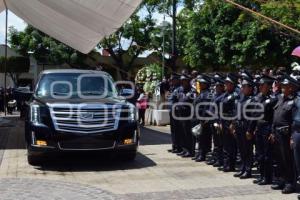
(257, 179, 272, 185)
(195, 155, 206, 162)
(281, 184, 295, 194)
(192, 152, 200, 160)
(240, 171, 252, 179)
(181, 152, 193, 158)
(233, 170, 244, 178)
(271, 182, 285, 190)
(213, 161, 222, 167)
(223, 166, 235, 172)
(177, 151, 186, 156)
(253, 178, 263, 184)
(206, 159, 216, 165)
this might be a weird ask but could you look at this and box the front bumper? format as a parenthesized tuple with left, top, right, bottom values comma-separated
(26, 121, 140, 154)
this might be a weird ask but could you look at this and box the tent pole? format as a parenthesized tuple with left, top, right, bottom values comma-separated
(3, 0, 8, 116)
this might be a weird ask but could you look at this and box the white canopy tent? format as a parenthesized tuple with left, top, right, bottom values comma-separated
(0, 0, 142, 54)
(0, 0, 142, 115)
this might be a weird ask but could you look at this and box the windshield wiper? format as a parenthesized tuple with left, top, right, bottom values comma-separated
(53, 92, 69, 96)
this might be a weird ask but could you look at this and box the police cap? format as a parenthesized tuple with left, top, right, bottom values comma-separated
(241, 76, 254, 87)
(259, 74, 275, 85)
(281, 74, 300, 87)
(225, 73, 238, 84)
(196, 74, 211, 84)
(180, 74, 190, 81)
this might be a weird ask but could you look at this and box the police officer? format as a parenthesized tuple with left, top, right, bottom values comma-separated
(233, 76, 255, 179)
(219, 73, 239, 172)
(208, 76, 225, 167)
(176, 74, 195, 158)
(168, 74, 182, 153)
(248, 75, 277, 185)
(291, 73, 300, 199)
(193, 74, 213, 162)
(270, 74, 298, 194)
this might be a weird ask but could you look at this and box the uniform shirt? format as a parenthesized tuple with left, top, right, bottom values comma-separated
(209, 91, 225, 123)
(247, 92, 278, 133)
(176, 86, 195, 117)
(167, 85, 180, 110)
(236, 94, 253, 121)
(219, 91, 239, 119)
(272, 94, 297, 130)
(293, 92, 300, 124)
(194, 89, 213, 120)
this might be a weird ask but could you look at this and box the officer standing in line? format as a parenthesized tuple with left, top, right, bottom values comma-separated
(167, 74, 182, 154)
(290, 73, 300, 200)
(219, 73, 239, 172)
(176, 74, 195, 158)
(270, 75, 298, 194)
(233, 76, 255, 179)
(249, 75, 278, 185)
(193, 74, 213, 162)
(208, 76, 225, 167)
(293, 107, 300, 200)
(270, 72, 284, 184)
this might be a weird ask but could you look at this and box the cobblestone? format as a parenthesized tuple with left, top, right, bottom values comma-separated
(0, 178, 115, 200)
(0, 121, 298, 199)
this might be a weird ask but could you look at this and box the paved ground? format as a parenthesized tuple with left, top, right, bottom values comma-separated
(0, 117, 298, 200)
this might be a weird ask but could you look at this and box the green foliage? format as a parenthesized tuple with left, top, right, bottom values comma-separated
(183, 0, 300, 71)
(8, 26, 90, 68)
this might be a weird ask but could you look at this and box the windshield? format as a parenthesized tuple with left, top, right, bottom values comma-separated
(36, 73, 117, 99)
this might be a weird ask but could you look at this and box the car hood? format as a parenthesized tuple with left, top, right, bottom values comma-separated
(34, 97, 128, 107)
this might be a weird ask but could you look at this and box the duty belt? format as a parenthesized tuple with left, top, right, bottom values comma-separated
(275, 126, 290, 136)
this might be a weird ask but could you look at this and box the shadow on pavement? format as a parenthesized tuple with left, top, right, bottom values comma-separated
(35, 152, 157, 172)
(140, 127, 171, 146)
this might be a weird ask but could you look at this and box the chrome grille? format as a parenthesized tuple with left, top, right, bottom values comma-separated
(49, 104, 121, 134)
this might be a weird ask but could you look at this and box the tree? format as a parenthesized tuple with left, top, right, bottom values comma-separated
(8, 26, 94, 69)
(98, 1, 162, 79)
(183, 0, 300, 71)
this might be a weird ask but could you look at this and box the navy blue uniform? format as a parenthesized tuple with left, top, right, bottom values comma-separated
(219, 91, 239, 171)
(249, 93, 278, 183)
(292, 93, 300, 185)
(175, 86, 195, 155)
(210, 91, 224, 166)
(194, 88, 213, 160)
(168, 85, 181, 152)
(272, 94, 296, 189)
(234, 94, 254, 176)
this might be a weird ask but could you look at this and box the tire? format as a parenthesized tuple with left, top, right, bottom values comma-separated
(27, 149, 42, 166)
(121, 151, 137, 162)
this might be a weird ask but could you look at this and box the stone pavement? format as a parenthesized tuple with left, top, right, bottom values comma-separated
(0, 118, 298, 200)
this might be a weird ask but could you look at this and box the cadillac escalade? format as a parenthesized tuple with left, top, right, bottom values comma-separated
(25, 69, 140, 165)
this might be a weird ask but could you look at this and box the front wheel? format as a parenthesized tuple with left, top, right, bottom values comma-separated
(121, 151, 137, 161)
(27, 148, 42, 166)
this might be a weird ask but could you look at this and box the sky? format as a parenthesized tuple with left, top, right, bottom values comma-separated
(0, 10, 27, 44)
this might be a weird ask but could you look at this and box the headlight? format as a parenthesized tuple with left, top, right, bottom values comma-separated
(30, 104, 41, 124)
(129, 104, 138, 122)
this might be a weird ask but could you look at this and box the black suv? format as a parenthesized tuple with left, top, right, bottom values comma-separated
(25, 70, 140, 165)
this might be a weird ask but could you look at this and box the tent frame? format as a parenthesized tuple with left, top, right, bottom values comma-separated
(3, 0, 7, 116)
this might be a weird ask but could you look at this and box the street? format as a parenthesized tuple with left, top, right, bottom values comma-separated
(0, 117, 297, 200)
